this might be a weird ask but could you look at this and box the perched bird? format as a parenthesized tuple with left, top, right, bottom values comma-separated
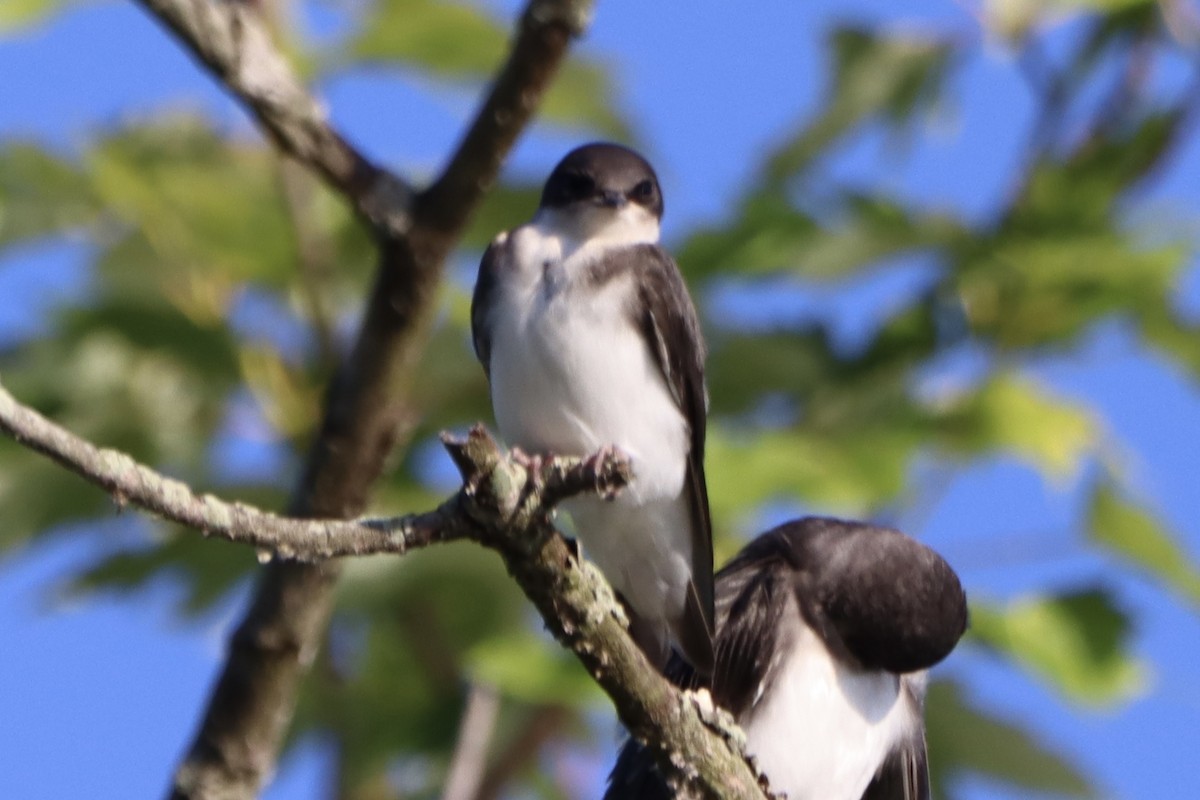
(470, 143, 715, 676)
(606, 516, 969, 800)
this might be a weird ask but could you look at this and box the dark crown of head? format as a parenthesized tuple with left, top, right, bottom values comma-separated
(540, 142, 664, 219)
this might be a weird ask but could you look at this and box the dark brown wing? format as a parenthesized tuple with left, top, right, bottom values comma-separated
(862, 737, 930, 800)
(628, 244, 715, 676)
(709, 531, 796, 715)
(863, 680, 931, 800)
(603, 741, 676, 800)
(470, 235, 508, 379)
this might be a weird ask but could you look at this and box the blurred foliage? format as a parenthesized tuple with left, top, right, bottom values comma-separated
(1089, 483, 1200, 606)
(332, 0, 629, 137)
(925, 680, 1093, 797)
(970, 588, 1146, 706)
(0, 143, 100, 244)
(2, 0, 1199, 798)
(0, 0, 91, 34)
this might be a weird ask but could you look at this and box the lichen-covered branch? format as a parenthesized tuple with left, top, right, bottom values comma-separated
(443, 429, 770, 800)
(0, 382, 628, 562)
(0, 381, 451, 557)
(1, 378, 766, 796)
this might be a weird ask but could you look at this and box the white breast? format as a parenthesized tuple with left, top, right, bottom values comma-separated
(485, 219, 688, 503)
(742, 616, 921, 800)
(482, 216, 696, 629)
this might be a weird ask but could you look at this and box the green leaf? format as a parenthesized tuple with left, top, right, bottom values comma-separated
(467, 631, 600, 707)
(1141, 313, 1200, 385)
(64, 526, 263, 614)
(347, 0, 508, 78)
(794, 193, 963, 278)
(705, 425, 917, 541)
(1013, 111, 1186, 231)
(765, 27, 954, 182)
(0, 143, 99, 248)
(1058, 0, 1155, 11)
(706, 330, 835, 416)
(408, 312, 492, 433)
(925, 680, 1094, 796)
(300, 543, 546, 788)
(299, 613, 467, 785)
(341, 0, 628, 135)
(0, 327, 241, 555)
(4, 330, 225, 473)
(939, 373, 1095, 478)
(1089, 484, 1200, 606)
(59, 296, 244, 388)
(542, 59, 631, 139)
(237, 343, 323, 439)
(0, 0, 91, 34)
(679, 191, 818, 278)
(338, 542, 529, 647)
(954, 232, 1185, 349)
(983, 0, 1155, 41)
(679, 190, 963, 280)
(87, 117, 300, 293)
(0, 438, 114, 553)
(461, 182, 541, 251)
(969, 588, 1146, 706)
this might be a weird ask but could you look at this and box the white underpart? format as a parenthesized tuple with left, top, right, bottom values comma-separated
(743, 613, 921, 800)
(485, 203, 695, 646)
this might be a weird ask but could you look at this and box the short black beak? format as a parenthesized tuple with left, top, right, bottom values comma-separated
(597, 190, 626, 209)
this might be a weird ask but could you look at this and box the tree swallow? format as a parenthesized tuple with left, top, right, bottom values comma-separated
(470, 143, 715, 676)
(605, 516, 968, 800)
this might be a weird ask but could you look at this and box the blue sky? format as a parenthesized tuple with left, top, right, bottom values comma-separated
(2, 1, 1200, 798)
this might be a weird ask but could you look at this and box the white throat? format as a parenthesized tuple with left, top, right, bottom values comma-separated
(533, 204, 660, 255)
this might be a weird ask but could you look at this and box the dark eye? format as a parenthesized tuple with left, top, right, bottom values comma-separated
(565, 172, 595, 196)
(630, 179, 655, 202)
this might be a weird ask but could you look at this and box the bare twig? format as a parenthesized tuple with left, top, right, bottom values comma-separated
(472, 705, 570, 800)
(442, 683, 502, 800)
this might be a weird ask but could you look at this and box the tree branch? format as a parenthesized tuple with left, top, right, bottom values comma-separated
(1, 378, 768, 797)
(122, 0, 597, 796)
(417, 0, 591, 237)
(0, 381, 448, 557)
(437, 430, 773, 800)
(471, 704, 570, 800)
(0, 381, 628, 561)
(132, 0, 413, 236)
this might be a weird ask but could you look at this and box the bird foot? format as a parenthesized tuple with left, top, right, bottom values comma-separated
(585, 444, 627, 500)
(509, 446, 547, 476)
(509, 446, 550, 509)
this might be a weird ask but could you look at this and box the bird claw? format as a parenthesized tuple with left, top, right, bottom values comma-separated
(509, 446, 546, 476)
(586, 444, 627, 500)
